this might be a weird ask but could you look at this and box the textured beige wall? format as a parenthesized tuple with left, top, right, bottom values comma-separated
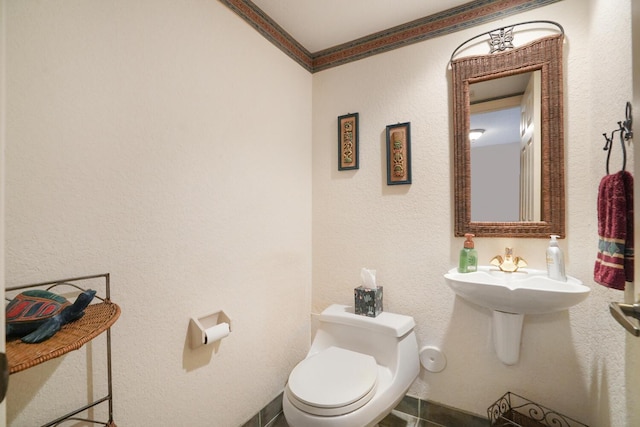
(4, 0, 640, 426)
(0, 0, 6, 422)
(312, 0, 639, 425)
(4, 1, 312, 426)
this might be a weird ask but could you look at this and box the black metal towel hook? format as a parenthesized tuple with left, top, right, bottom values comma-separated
(602, 102, 633, 174)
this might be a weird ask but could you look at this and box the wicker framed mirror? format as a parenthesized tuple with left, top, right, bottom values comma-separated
(451, 28, 565, 238)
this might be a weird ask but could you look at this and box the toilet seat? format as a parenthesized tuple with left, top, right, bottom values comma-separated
(286, 346, 378, 417)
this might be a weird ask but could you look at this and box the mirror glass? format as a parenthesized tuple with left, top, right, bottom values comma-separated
(470, 71, 540, 222)
(451, 33, 565, 238)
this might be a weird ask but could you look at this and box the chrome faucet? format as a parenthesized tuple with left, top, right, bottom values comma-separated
(490, 247, 527, 272)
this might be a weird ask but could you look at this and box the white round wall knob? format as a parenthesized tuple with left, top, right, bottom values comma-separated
(420, 346, 447, 373)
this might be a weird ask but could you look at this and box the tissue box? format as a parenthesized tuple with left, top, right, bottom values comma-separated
(354, 286, 383, 317)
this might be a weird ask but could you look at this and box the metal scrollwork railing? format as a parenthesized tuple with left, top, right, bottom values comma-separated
(489, 27, 514, 53)
(450, 20, 564, 62)
(487, 392, 589, 427)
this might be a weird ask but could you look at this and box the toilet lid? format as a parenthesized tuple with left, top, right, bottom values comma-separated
(287, 347, 378, 415)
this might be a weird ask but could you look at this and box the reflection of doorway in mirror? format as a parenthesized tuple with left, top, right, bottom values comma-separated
(519, 71, 541, 221)
(469, 71, 541, 222)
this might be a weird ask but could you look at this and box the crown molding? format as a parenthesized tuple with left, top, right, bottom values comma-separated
(219, 0, 313, 71)
(220, 0, 562, 73)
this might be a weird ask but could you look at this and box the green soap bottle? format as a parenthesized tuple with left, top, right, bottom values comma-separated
(458, 233, 478, 273)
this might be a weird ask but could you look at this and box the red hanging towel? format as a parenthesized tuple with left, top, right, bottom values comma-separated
(594, 170, 634, 290)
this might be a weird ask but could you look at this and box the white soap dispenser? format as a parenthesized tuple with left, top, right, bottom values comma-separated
(546, 235, 566, 281)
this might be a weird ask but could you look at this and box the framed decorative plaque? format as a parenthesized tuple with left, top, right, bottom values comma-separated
(338, 113, 359, 170)
(386, 122, 411, 185)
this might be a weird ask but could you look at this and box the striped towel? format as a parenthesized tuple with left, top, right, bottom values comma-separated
(594, 170, 634, 290)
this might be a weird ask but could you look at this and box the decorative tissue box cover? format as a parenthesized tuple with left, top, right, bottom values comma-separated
(354, 286, 383, 317)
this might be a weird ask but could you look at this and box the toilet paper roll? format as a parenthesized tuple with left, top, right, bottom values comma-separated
(204, 322, 230, 345)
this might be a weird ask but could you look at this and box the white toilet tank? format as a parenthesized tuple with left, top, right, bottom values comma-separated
(308, 305, 417, 372)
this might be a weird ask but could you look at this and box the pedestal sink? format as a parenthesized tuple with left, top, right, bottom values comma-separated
(444, 266, 590, 364)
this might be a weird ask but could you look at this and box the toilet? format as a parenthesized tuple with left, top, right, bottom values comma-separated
(283, 304, 420, 427)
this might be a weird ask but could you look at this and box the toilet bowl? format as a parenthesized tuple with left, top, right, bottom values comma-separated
(283, 304, 420, 427)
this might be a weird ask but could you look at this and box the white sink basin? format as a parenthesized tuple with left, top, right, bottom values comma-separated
(444, 266, 590, 315)
(444, 266, 590, 365)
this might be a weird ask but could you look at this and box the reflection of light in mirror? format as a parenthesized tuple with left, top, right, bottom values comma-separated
(470, 107, 520, 147)
(469, 129, 485, 141)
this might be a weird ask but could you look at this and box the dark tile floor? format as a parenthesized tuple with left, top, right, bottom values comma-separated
(266, 409, 472, 427)
(244, 393, 489, 427)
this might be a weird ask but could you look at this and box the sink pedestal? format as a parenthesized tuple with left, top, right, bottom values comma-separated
(492, 311, 524, 365)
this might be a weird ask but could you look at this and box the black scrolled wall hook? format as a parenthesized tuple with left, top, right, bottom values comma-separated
(602, 129, 618, 175)
(623, 101, 633, 141)
(602, 102, 633, 174)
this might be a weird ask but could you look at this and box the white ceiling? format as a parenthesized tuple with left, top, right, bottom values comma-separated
(251, 0, 473, 53)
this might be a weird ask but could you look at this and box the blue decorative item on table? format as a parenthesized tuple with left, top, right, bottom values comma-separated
(6, 289, 96, 343)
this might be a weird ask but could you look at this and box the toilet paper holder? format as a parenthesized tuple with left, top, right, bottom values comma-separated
(189, 310, 232, 349)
